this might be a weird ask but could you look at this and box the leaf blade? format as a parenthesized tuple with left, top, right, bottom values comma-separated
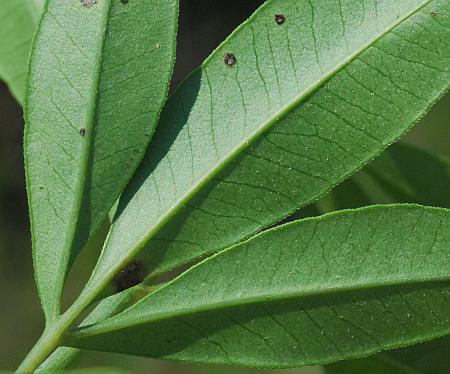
(327, 335, 450, 374)
(365, 143, 450, 208)
(0, 0, 42, 104)
(25, 0, 179, 321)
(69, 205, 450, 367)
(83, 0, 450, 292)
(313, 142, 450, 213)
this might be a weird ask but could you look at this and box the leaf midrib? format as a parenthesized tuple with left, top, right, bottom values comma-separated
(42, 1, 113, 320)
(74, 204, 450, 335)
(71, 273, 450, 338)
(105, 0, 433, 276)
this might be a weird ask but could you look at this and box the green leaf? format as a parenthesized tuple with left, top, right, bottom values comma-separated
(56, 369, 131, 374)
(69, 205, 450, 368)
(25, 0, 178, 322)
(0, 0, 42, 104)
(65, 370, 130, 374)
(327, 335, 450, 373)
(314, 177, 373, 213)
(326, 356, 409, 374)
(79, 0, 450, 298)
(365, 143, 450, 208)
(315, 143, 450, 213)
(3, 368, 131, 374)
(386, 335, 450, 373)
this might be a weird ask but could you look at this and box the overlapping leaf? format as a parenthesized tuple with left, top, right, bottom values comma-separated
(25, 0, 179, 321)
(327, 335, 450, 373)
(315, 143, 450, 212)
(44, 141, 450, 371)
(69, 205, 450, 367)
(0, 0, 42, 104)
(77, 0, 450, 299)
(326, 356, 408, 374)
(364, 143, 450, 208)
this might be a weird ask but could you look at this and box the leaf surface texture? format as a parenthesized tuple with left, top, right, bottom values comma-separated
(25, 0, 179, 321)
(70, 205, 450, 368)
(84, 0, 450, 293)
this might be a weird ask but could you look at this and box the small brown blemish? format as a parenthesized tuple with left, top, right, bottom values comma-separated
(79, 128, 86, 137)
(431, 10, 437, 16)
(275, 14, 286, 25)
(224, 53, 237, 66)
(114, 261, 146, 292)
(121, 0, 129, 4)
(81, 0, 97, 7)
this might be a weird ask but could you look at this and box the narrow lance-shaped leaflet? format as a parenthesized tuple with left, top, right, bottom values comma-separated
(25, 0, 179, 322)
(80, 0, 450, 298)
(69, 205, 450, 368)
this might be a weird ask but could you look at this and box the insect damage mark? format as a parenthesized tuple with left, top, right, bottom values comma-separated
(81, 0, 97, 7)
(114, 261, 146, 292)
(430, 10, 437, 16)
(79, 128, 86, 137)
(121, 0, 129, 4)
(224, 53, 237, 66)
(275, 14, 286, 25)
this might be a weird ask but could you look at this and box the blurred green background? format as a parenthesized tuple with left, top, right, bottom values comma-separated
(0, 0, 448, 372)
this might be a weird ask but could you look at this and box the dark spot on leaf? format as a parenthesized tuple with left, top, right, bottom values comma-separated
(275, 14, 286, 25)
(39, 186, 44, 190)
(431, 10, 437, 16)
(79, 128, 86, 137)
(81, 0, 97, 7)
(114, 261, 146, 292)
(121, 0, 129, 4)
(224, 53, 237, 66)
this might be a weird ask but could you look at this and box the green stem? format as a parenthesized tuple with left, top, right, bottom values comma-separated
(18, 226, 146, 371)
(16, 327, 63, 373)
(16, 294, 91, 373)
